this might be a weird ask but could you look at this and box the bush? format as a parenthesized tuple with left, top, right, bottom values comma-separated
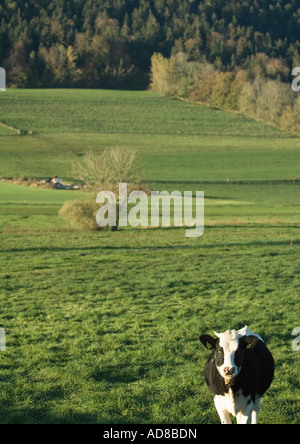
(59, 198, 101, 231)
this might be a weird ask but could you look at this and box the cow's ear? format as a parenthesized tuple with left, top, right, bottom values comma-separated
(200, 334, 217, 350)
(241, 335, 260, 350)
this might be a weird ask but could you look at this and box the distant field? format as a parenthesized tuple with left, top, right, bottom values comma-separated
(0, 89, 289, 136)
(0, 90, 299, 424)
(1, 89, 300, 182)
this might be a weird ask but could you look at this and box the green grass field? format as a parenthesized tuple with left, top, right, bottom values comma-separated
(0, 90, 299, 424)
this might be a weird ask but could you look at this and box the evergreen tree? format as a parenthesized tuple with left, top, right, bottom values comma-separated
(0, 0, 299, 88)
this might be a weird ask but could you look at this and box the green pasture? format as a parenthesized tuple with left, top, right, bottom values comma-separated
(1, 89, 300, 182)
(0, 89, 299, 424)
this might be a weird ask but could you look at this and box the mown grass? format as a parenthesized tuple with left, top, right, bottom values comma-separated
(0, 125, 15, 136)
(0, 89, 290, 136)
(1, 89, 300, 182)
(0, 89, 299, 424)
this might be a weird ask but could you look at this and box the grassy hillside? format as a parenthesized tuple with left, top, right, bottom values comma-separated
(0, 89, 289, 136)
(0, 90, 299, 424)
(1, 89, 299, 182)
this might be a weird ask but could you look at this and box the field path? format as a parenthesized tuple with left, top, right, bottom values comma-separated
(0, 119, 27, 135)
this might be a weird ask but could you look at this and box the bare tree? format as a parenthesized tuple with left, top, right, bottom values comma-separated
(72, 147, 144, 231)
(73, 147, 139, 192)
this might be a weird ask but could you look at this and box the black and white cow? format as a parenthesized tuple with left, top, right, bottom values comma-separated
(200, 326, 274, 424)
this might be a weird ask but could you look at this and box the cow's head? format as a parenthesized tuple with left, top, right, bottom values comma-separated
(200, 327, 259, 383)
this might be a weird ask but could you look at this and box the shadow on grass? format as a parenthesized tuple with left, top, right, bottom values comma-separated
(0, 237, 299, 259)
(0, 407, 102, 424)
(91, 359, 178, 385)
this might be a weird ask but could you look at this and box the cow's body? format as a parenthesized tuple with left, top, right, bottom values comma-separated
(200, 326, 274, 424)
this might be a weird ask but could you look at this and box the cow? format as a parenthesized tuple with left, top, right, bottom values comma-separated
(200, 326, 274, 424)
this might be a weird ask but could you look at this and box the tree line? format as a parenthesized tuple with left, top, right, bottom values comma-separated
(151, 52, 300, 134)
(0, 0, 300, 89)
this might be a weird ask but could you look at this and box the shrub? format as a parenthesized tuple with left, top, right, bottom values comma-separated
(59, 198, 101, 231)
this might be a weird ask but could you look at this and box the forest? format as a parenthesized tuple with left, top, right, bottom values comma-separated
(0, 0, 300, 89)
